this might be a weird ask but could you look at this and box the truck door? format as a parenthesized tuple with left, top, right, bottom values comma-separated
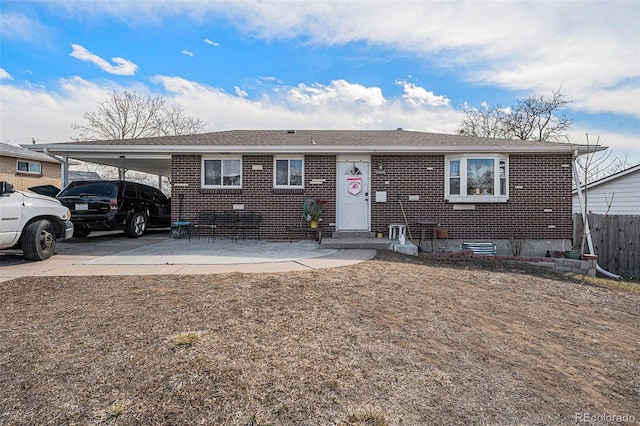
(0, 190, 23, 246)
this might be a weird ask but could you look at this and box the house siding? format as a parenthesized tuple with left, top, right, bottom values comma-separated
(0, 155, 62, 192)
(572, 169, 640, 215)
(370, 154, 573, 240)
(171, 155, 336, 238)
(172, 152, 573, 241)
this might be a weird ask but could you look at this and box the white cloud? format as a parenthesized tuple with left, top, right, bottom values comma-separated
(234, 86, 248, 97)
(151, 75, 462, 132)
(0, 12, 51, 44)
(287, 80, 386, 108)
(69, 44, 138, 76)
(0, 77, 117, 144)
(182, 2, 640, 118)
(571, 85, 640, 118)
(181, 49, 194, 57)
(2, 75, 638, 163)
(204, 38, 220, 47)
(0, 69, 14, 80)
(23, 2, 640, 118)
(395, 80, 450, 108)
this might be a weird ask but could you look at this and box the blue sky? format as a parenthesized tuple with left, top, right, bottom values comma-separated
(1, 1, 639, 164)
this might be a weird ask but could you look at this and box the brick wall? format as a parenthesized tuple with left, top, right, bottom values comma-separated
(370, 153, 573, 240)
(171, 155, 336, 239)
(0, 156, 62, 191)
(171, 153, 573, 241)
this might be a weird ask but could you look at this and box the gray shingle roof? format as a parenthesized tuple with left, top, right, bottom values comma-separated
(66, 129, 573, 149)
(0, 142, 61, 163)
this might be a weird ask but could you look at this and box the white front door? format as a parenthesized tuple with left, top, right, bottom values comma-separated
(336, 161, 370, 231)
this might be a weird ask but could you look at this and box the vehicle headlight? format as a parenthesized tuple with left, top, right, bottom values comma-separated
(65, 210, 71, 220)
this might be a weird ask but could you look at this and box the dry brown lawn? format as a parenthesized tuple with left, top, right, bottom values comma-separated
(1, 252, 638, 425)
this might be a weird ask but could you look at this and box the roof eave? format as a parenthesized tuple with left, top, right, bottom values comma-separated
(27, 143, 595, 155)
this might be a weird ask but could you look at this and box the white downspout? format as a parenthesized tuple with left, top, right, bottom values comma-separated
(572, 151, 623, 280)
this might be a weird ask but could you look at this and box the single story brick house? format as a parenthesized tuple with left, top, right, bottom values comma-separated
(27, 129, 599, 255)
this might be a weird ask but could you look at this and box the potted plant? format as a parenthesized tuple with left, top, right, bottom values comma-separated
(305, 198, 326, 228)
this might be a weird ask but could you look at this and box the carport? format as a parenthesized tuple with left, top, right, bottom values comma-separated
(25, 142, 172, 186)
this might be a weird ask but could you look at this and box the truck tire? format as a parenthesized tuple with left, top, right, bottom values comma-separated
(125, 212, 146, 238)
(22, 219, 57, 261)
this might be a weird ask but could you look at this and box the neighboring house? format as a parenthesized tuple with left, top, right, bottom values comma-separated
(0, 142, 62, 192)
(26, 129, 600, 256)
(573, 164, 640, 215)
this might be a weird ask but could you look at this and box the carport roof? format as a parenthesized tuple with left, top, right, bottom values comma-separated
(24, 129, 602, 177)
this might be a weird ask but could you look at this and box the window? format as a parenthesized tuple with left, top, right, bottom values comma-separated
(17, 160, 41, 175)
(445, 155, 508, 202)
(202, 157, 242, 188)
(123, 183, 138, 198)
(274, 157, 304, 188)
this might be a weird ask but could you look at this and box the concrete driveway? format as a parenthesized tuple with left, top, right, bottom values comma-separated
(0, 230, 375, 282)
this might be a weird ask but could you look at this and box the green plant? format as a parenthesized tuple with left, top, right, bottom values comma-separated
(304, 198, 327, 221)
(244, 413, 272, 426)
(171, 331, 200, 346)
(104, 402, 127, 420)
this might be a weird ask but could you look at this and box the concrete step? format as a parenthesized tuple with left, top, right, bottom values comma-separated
(321, 236, 392, 250)
(331, 231, 375, 239)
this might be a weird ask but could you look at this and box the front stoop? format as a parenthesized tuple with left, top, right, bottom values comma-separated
(321, 231, 418, 255)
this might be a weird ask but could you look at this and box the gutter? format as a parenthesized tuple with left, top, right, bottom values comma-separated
(572, 151, 623, 280)
(26, 143, 602, 156)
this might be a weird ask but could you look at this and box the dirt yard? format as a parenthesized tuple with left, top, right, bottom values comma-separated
(1, 252, 638, 425)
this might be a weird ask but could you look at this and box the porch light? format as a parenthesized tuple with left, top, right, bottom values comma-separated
(376, 162, 386, 174)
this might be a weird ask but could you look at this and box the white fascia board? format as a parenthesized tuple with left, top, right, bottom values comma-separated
(169, 145, 591, 155)
(29, 143, 595, 155)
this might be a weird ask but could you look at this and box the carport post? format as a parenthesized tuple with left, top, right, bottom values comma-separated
(119, 155, 127, 180)
(61, 155, 69, 187)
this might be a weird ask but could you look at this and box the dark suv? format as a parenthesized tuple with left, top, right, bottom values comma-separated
(57, 180, 171, 238)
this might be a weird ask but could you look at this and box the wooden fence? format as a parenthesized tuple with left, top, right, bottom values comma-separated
(573, 213, 639, 280)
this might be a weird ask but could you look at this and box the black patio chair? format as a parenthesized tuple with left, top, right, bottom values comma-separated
(217, 210, 239, 242)
(192, 210, 217, 243)
(238, 211, 262, 242)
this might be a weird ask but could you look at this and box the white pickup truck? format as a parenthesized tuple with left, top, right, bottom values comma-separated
(0, 181, 74, 261)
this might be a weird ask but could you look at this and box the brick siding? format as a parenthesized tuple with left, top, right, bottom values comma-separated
(172, 153, 573, 240)
(0, 156, 62, 192)
(370, 154, 574, 240)
(171, 155, 336, 239)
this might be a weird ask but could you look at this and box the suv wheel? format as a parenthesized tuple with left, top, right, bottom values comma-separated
(125, 212, 147, 238)
(22, 219, 57, 261)
(73, 228, 92, 238)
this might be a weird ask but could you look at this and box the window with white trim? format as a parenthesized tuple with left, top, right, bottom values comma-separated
(445, 155, 508, 202)
(17, 160, 42, 175)
(201, 157, 242, 188)
(274, 157, 304, 188)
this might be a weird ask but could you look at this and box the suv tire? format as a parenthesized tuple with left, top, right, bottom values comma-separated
(125, 212, 147, 238)
(22, 219, 57, 261)
(73, 228, 92, 238)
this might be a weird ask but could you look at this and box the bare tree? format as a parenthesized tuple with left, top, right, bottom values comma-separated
(71, 91, 206, 141)
(457, 88, 572, 142)
(572, 134, 615, 255)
